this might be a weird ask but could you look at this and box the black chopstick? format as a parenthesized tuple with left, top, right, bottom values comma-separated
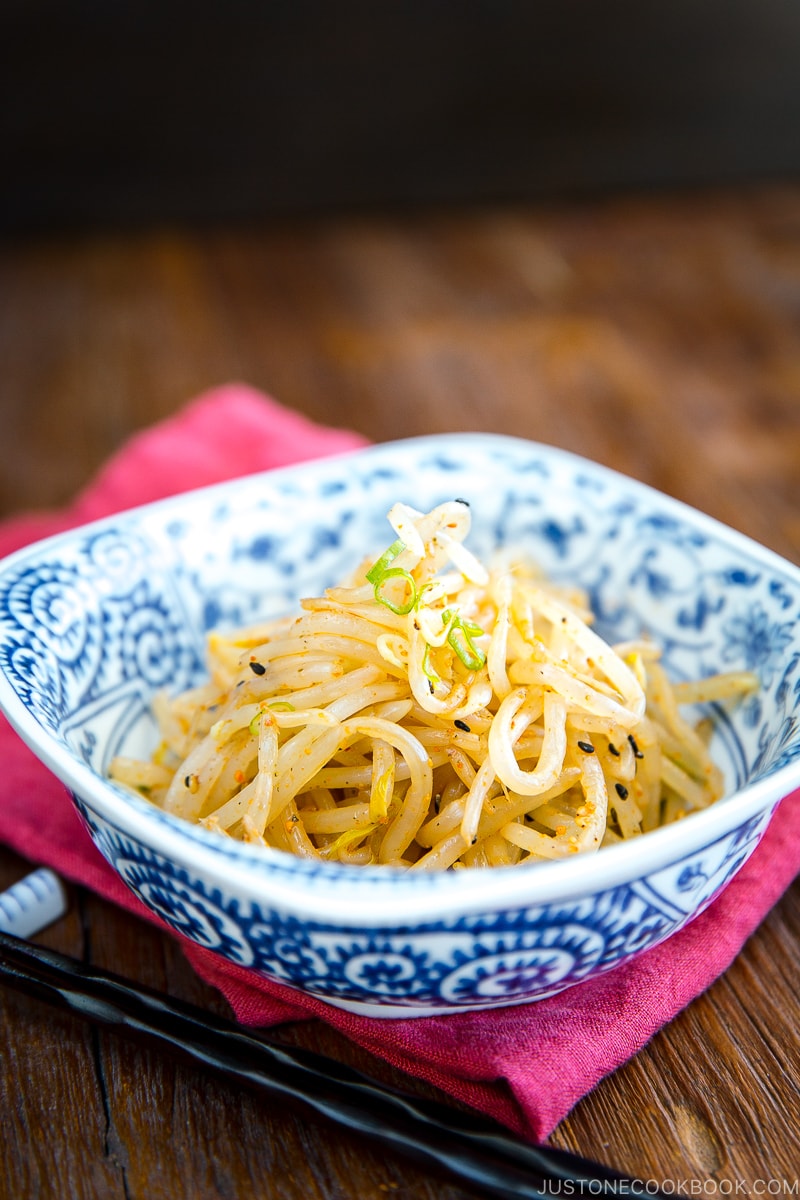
(0, 931, 666, 1199)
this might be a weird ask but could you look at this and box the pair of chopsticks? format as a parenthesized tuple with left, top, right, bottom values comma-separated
(0, 871, 666, 1200)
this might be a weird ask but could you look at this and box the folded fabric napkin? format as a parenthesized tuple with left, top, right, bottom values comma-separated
(1, 383, 798, 1144)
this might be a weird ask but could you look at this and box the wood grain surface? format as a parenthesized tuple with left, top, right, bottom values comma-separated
(1, 184, 799, 1198)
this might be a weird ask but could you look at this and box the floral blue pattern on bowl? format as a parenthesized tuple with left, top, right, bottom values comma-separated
(0, 434, 798, 1016)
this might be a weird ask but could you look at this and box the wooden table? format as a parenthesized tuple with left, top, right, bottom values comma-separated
(1, 185, 799, 1197)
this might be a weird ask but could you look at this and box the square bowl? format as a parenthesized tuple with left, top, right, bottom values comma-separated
(0, 433, 798, 1017)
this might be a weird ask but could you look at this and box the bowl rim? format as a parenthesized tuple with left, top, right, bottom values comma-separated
(0, 431, 798, 923)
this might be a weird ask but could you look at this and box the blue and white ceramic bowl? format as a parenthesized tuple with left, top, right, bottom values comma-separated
(0, 434, 799, 1017)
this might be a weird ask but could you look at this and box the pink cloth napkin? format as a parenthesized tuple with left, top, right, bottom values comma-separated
(1, 383, 798, 1144)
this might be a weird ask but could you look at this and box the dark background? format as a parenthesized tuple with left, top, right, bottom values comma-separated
(2, 0, 800, 233)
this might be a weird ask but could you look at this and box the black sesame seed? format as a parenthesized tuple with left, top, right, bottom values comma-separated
(628, 734, 644, 758)
(577, 740, 595, 754)
(454, 497, 470, 507)
(608, 742, 620, 757)
(615, 782, 629, 800)
(249, 661, 266, 675)
(454, 719, 470, 732)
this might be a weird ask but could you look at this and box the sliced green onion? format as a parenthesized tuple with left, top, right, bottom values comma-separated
(366, 538, 417, 614)
(365, 539, 405, 585)
(421, 642, 442, 686)
(373, 568, 417, 615)
(248, 701, 295, 736)
(448, 627, 486, 671)
(442, 608, 487, 671)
